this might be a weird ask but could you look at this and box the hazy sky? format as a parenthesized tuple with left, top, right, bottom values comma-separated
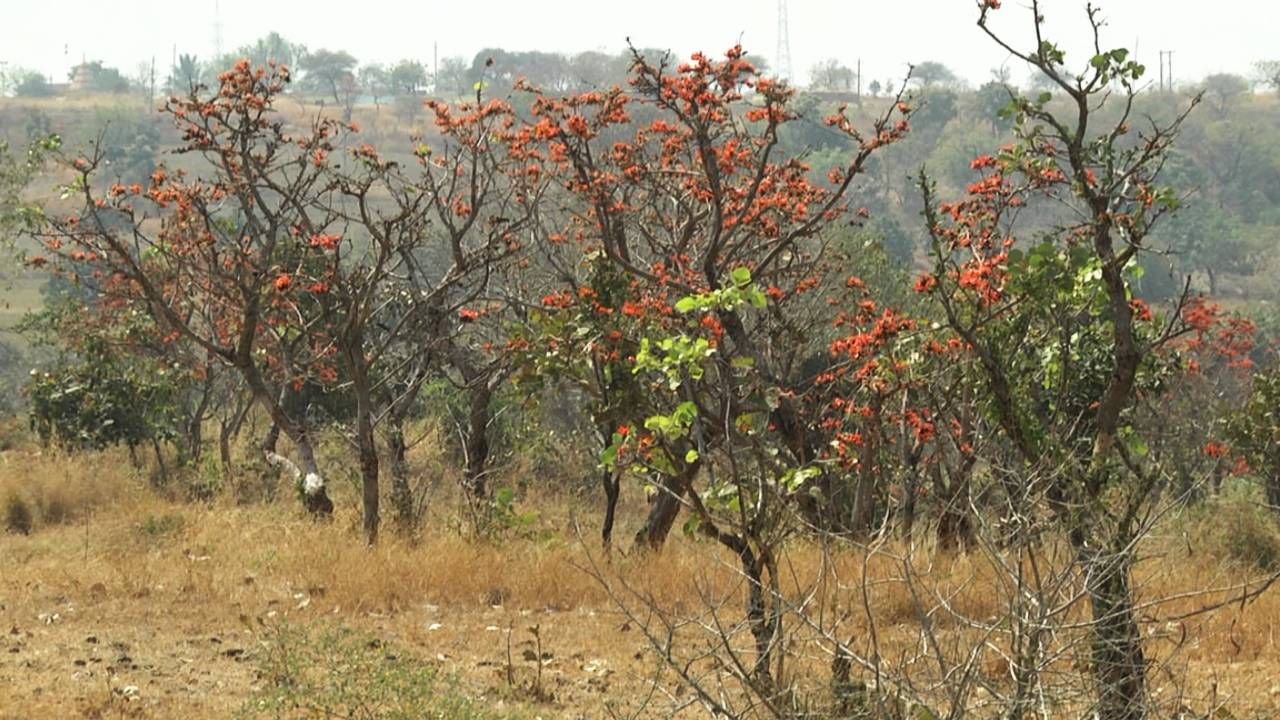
(3, 1, 1275, 89)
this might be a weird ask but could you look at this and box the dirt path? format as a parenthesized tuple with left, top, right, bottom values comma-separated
(1, 584, 670, 718)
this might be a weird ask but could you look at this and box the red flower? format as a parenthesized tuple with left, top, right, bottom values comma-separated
(913, 273, 937, 294)
(565, 114, 591, 138)
(274, 274, 292, 292)
(309, 233, 340, 250)
(1182, 297, 1218, 332)
(458, 307, 480, 322)
(1203, 441, 1229, 459)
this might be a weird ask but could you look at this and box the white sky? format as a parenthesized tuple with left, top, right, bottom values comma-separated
(3, 0, 1275, 88)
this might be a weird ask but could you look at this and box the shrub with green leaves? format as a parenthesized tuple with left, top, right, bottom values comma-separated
(26, 335, 183, 452)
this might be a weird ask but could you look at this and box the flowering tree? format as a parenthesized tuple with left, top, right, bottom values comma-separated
(510, 46, 912, 553)
(897, 2, 1257, 716)
(32, 59, 533, 540)
(34, 61, 347, 513)
(495, 46, 918, 700)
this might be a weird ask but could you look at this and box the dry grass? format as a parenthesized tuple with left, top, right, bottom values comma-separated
(3, 438, 1280, 718)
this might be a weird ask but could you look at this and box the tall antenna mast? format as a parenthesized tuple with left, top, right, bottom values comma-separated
(775, 0, 793, 83)
(214, 0, 224, 60)
(1158, 50, 1174, 91)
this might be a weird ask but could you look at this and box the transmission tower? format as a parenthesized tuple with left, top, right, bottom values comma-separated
(213, 0, 224, 60)
(1158, 50, 1174, 91)
(775, 0, 793, 83)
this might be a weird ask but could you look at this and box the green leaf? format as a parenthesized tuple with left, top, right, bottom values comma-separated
(730, 266, 752, 287)
(494, 486, 515, 507)
(600, 444, 618, 469)
(681, 515, 701, 537)
(685, 449, 699, 463)
(674, 296, 698, 314)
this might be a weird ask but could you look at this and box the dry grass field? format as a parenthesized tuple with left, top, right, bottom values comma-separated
(2, 426, 1280, 719)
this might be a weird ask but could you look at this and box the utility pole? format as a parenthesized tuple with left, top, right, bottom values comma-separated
(856, 58, 862, 100)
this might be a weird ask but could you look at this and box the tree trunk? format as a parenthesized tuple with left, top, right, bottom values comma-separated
(219, 397, 251, 482)
(633, 466, 695, 550)
(699, 521, 780, 694)
(185, 410, 204, 465)
(292, 432, 334, 516)
(933, 461, 975, 551)
(848, 469, 877, 537)
(335, 320, 381, 545)
(843, 403, 883, 536)
(601, 469, 621, 549)
(185, 369, 214, 465)
(900, 471, 919, 540)
(1266, 469, 1280, 512)
(262, 421, 280, 454)
(740, 546, 777, 689)
(462, 379, 493, 498)
(151, 437, 169, 487)
(386, 418, 416, 532)
(1079, 545, 1147, 720)
(231, 298, 331, 517)
(355, 400, 379, 545)
(219, 423, 234, 482)
(448, 343, 501, 501)
(260, 418, 333, 516)
(936, 502, 973, 551)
